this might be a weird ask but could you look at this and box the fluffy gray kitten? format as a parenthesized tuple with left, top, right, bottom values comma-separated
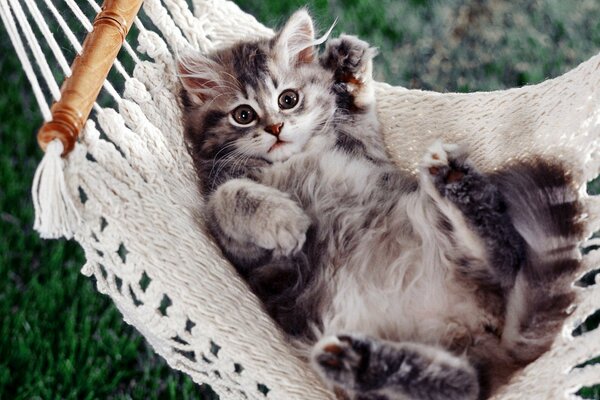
(178, 10, 584, 400)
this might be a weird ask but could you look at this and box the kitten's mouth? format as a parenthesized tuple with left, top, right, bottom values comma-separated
(268, 140, 287, 152)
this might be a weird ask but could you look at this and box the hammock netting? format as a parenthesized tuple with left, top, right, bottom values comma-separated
(2, 0, 600, 398)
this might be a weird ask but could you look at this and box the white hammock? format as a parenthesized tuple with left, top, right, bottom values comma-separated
(2, 0, 600, 399)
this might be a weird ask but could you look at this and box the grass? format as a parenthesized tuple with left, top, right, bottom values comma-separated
(1, 0, 599, 399)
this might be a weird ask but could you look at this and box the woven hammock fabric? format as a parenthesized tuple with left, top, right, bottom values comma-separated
(2, 0, 600, 398)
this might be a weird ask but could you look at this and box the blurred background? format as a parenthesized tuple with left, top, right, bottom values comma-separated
(1, 0, 599, 398)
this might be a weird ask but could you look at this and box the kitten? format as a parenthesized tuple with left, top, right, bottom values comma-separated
(178, 10, 584, 400)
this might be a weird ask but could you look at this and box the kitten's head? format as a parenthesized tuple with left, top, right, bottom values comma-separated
(179, 10, 335, 164)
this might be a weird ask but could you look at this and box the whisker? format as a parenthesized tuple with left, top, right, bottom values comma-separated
(210, 152, 240, 191)
(203, 91, 235, 109)
(207, 142, 239, 182)
(219, 71, 243, 88)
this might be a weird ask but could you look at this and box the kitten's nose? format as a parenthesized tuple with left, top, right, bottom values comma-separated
(264, 122, 284, 136)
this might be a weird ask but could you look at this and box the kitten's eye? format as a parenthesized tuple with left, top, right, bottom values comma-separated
(232, 105, 257, 125)
(278, 89, 299, 110)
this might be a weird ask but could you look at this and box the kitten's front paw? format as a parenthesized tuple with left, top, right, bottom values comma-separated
(209, 180, 310, 257)
(321, 35, 377, 84)
(252, 199, 311, 257)
(311, 335, 370, 390)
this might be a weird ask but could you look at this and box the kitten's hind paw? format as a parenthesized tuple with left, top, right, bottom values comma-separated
(420, 141, 470, 190)
(313, 335, 480, 400)
(321, 35, 377, 84)
(311, 335, 370, 391)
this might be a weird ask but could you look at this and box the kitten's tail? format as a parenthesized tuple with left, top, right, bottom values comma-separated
(491, 159, 585, 363)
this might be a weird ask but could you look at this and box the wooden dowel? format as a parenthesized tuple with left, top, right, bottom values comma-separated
(37, 0, 144, 156)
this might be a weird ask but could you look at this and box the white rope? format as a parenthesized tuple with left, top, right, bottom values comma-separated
(23, 0, 72, 76)
(583, 238, 600, 249)
(64, 0, 92, 31)
(143, 0, 193, 53)
(85, 0, 102, 15)
(8, 0, 61, 101)
(133, 16, 146, 35)
(0, 1, 50, 120)
(162, 0, 207, 49)
(40, 0, 83, 53)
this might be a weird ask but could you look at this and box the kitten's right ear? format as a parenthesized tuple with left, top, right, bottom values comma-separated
(177, 52, 222, 105)
(275, 9, 316, 66)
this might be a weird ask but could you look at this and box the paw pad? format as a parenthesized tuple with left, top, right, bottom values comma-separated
(313, 335, 366, 377)
(429, 166, 441, 176)
(323, 35, 375, 80)
(421, 141, 468, 181)
(323, 343, 344, 355)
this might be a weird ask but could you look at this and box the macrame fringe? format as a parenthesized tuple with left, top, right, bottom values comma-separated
(32, 139, 81, 239)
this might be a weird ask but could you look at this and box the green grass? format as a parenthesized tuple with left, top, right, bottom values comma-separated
(1, 0, 599, 399)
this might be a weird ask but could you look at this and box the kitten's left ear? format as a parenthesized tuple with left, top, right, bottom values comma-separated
(177, 51, 224, 105)
(275, 9, 315, 66)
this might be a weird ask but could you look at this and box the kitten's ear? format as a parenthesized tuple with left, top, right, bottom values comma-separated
(275, 9, 316, 66)
(177, 52, 223, 105)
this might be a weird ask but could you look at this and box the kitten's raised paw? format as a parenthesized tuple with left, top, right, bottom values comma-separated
(321, 35, 377, 83)
(311, 334, 370, 390)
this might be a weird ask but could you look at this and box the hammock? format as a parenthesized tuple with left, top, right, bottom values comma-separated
(2, 0, 600, 398)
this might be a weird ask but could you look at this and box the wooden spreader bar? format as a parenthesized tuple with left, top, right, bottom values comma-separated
(37, 0, 144, 156)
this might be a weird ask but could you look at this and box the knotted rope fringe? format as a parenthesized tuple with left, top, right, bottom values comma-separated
(31, 139, 81, 239)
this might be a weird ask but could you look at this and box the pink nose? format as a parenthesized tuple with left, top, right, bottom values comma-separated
(265, 122, 284, 136)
